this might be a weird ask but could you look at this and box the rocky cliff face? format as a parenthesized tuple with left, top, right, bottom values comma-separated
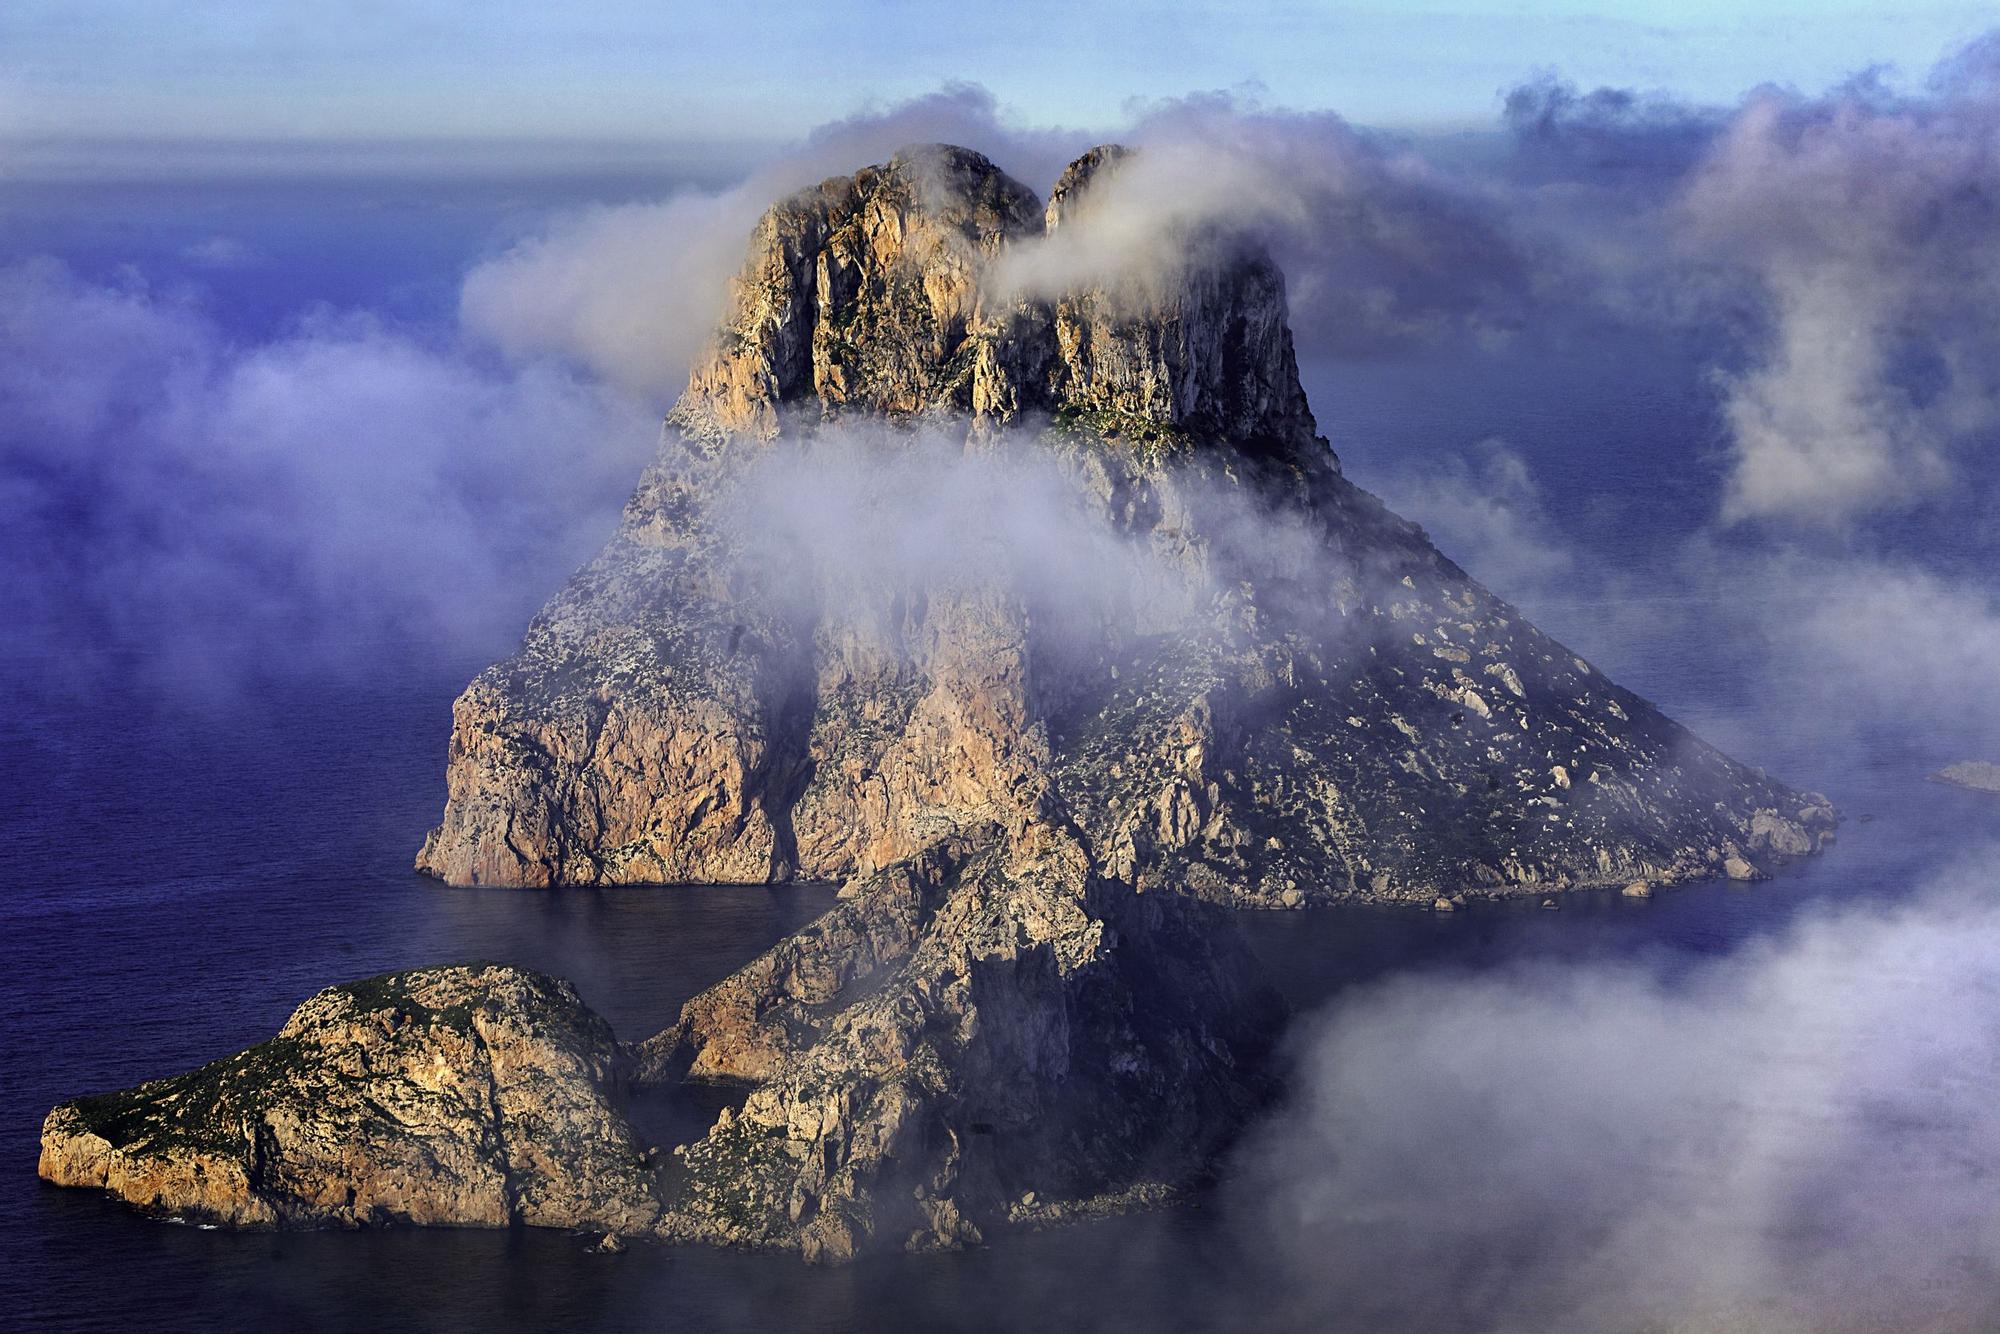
(417, 142, 1832, 904)
(39, 966, 659, 1233)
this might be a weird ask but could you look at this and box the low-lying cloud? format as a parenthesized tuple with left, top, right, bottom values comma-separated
(1686, 68, 2000, 526)
(677, 420, 1344, 665)
(1487, 35, 2000, 530)
(1228, 848, 2000, 1331)
(0, 258, 656, 697)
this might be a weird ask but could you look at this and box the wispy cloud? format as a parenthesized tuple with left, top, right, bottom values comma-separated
(0, 259, 656, 697)
(459, 84, 1084, 400)
(1228, 847, 2000, 1331)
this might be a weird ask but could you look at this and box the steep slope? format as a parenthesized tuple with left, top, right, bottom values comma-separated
(418, 143, 1831, 903)
(644, 817, 1278, 1260)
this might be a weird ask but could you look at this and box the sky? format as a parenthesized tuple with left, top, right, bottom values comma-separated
(1, 0, 1995, 152)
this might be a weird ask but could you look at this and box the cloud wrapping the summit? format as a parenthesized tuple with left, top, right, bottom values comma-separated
(993, 96, 1531, 354)
(459, 85, 1083, 401)
(462, 85, 1537, 401)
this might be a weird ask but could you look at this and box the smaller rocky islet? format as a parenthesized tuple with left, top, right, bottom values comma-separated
(39, 965, 658, 1235)
(1931, 760, 2000, 794)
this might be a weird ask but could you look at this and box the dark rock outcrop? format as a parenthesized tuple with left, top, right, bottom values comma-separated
(639, 819, 1277, 1260)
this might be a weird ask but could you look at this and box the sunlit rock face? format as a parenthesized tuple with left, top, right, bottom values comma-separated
(418, 142, 1829, 905)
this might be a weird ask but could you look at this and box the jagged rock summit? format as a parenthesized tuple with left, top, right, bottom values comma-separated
(666, 142, 1318, 456)
(417, 142, 1831, 903)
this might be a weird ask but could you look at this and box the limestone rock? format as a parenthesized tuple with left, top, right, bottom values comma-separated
(39, 966, 659, 1233)
(672, 144, 1044, 441)
(1748, 808, 1813, 858)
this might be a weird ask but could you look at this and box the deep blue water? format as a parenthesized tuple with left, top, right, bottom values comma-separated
(4, 170, 1997, 1332)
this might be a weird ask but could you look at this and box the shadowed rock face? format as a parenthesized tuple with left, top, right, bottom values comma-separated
(641, 821, 1279, 1261)
(416, 142, 1832, 904)
(38, 966, 660, 1233)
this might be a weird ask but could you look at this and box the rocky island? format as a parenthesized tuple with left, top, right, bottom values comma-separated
(1932, 761, 2000, 795)
(41, 143, 1833, 1260)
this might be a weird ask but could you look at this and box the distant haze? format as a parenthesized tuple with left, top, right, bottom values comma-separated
(0, 1, 1990, 143)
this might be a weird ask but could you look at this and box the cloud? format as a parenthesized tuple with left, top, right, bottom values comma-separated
(1482, 39, 2000, 531)
(1227, 848, 2000, 1331)
(1501, 73, 1723, 187)
(1370, 440, 1576, 599)
(462, 84, 1538, 404)
(179, 235, 262, 270)
(992, 94, 1531, 355)
(1367, 429, 2000, 777)
(1682, 73, 2000, 526)
(459, 191, 757, 401)
(0, 259, 657, 699)
(668, 417, 1346, 670)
